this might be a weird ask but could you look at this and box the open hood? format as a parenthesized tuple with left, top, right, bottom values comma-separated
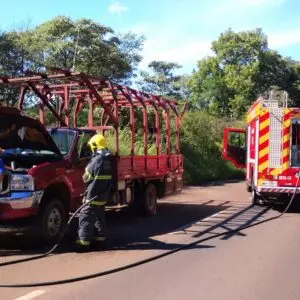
(0, 107, 62, 157)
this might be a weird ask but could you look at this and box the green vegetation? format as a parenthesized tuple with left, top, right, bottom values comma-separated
(180, 112, 244, 184)
(188, 28, 300, 118)
(102, 111, 244, 185)
(0, 16, 144, 106)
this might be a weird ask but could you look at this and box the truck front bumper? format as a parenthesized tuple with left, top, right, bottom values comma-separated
(0, 191, 44, 209)
(0, 190, 44, 234)
(0, 191, 44, 223)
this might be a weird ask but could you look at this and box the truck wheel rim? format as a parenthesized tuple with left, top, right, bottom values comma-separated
(47, 208, 62, 236)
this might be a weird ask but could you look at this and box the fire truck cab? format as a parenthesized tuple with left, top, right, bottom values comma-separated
(223, 91, 300, 204)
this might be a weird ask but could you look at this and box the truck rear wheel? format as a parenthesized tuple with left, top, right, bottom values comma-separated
(143, 183, 158, 216)
(133, 182, 158, 216)
(39, 197, 67, 244)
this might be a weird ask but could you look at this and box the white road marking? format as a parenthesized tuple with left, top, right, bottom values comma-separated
(14, 290, 46, 300)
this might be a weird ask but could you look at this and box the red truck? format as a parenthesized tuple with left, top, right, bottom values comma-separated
(0, 71, 185, 242)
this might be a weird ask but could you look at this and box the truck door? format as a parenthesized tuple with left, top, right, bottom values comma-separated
(222, 128, 246, 169)
(70, 131, 96, 209)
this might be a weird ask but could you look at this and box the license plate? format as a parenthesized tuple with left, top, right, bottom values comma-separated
(261, 181, 277, 187)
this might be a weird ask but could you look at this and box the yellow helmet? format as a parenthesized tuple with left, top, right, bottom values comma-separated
(88, 134, 107, 151)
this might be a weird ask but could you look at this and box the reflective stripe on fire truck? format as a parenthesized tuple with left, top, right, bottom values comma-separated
(247, 100, 261, 123)
(258, 110, 270, 188)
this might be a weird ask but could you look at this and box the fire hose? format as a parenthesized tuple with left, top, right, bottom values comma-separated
(0, 194, 97, 267)
(0, 176, 299, 288)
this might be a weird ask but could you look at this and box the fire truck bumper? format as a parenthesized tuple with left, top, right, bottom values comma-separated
(258, 186, 300, 194)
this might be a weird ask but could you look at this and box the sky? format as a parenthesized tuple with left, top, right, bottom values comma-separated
(0, 0, 300, 74)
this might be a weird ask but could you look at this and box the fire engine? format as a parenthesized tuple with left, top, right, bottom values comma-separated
(222, 91, 300, 205)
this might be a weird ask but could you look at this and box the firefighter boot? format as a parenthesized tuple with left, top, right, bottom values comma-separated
(75, 240, 91, 253)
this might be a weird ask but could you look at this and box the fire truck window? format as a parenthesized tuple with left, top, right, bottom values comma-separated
(228, 132, 245, 147)
(291, 122, 300, 166)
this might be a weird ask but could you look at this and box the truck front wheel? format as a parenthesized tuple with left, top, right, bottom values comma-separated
(39, 197, 67, 243)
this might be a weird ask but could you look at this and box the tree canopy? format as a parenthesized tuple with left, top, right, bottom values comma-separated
(0, 16, 144, 106)
(1, 22, 300, 116)
(138, 60, 189, 100)
(188, 28, 300, 118)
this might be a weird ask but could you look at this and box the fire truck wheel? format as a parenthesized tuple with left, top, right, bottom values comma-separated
(143, 183, 158, 216)
(39, 198, 67, 244)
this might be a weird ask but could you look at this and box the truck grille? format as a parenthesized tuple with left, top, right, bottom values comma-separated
(0, 174, 9, 194)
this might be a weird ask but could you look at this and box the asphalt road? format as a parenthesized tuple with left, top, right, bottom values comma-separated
(2, 181, 300, 300)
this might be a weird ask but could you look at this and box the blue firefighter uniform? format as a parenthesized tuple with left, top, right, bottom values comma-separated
(0, 159, 5, 175)
(76, 134, 112, 251)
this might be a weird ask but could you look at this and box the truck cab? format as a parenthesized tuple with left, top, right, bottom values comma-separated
(0, 107, 94, 242)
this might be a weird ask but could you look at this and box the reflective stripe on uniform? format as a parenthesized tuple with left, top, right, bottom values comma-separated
(76, 239, 90, 246)
(94, 175, 112, 180)
(90, 200, 107, 206)
(83, 170, 93, 182)
(94, 236, 106, 241)
(83, 170, 112, 181)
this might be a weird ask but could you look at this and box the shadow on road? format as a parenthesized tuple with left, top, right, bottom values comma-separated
(271, 196, 300, 214)
(0, 197, 279, 259)
(190, 204, 270, 241)
(0, 199, 230, 256)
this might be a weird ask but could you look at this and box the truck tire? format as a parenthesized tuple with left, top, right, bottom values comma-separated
(143, 183, 158, 216)
(39, 197, 67, 244)
(133, 182, 157, 216)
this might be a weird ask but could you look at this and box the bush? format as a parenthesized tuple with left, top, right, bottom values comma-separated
(180, 111, 245, 185)
(105, 127, 157, 155)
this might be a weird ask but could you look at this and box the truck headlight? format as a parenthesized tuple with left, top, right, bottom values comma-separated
(10, 175, 34, 191)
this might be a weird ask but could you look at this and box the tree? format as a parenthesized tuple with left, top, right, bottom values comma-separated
(188, 28, 300, 118)
(0, 16, 145, 106)
(138, 60, 189, 100)
(0, 31, 26, 106)
(20, 16, 144, 82)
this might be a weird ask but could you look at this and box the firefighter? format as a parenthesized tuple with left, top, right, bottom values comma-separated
(76, 133, 112, 252)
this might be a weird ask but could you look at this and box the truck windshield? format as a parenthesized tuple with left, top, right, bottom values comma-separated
(49, 129, 76, 156)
